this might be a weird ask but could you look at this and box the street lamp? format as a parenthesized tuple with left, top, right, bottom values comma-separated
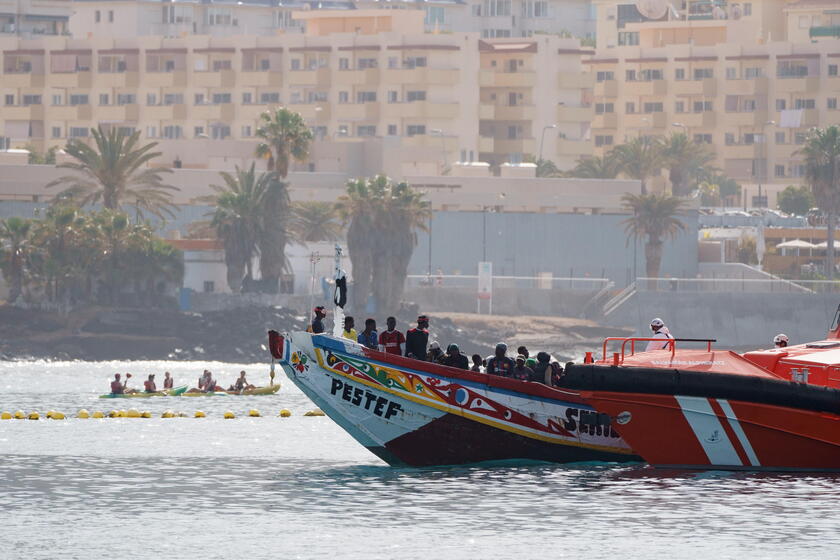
(672, 122, 688, 138)
(538, 124, 557, 164)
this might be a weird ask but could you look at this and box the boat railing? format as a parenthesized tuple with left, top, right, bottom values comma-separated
(601, 337, 717, 364)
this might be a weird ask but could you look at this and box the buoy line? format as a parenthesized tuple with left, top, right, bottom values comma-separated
(0, 408, 325, 420)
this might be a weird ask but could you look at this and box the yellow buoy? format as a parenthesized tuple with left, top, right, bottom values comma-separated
(92, 411, 105, 419)
(141, 411, 152, 418)
(108, 410, 120, 418)
(177, 411, 188, 418)
(28, 411, 40, 420)
(304, 409, 325, 417)
(14, 410, 25, 419)
(194, 410, 206, 418)
(76, 409, 90, 419)
(46, 410, 56, 418)
(161, 410, 176, 418)
(118, 410, 127, 418)
(223, 411, 235, 419)
(126, 408, 141, 418)
(279, 409, 292, 418)
(248, 409, 261, 417)
(1, 411, 12, 420)
(50, 412, 65, 420)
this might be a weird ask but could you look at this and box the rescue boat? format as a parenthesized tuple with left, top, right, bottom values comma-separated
(560, 306, 840, 471)
(268, 329, 639, 467)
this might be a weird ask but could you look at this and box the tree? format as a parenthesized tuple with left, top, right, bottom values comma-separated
(46, 126, 178, 220)
(611, 136, 665, 194)
(336, 175, 430, 312)
(622, 193, 687, 289)
(798, 125, 840, 280)
(255, 108, 313, 292)
(524, 155, 563, 178)
(0, 217, 32, 302)
(24, 144, 58, 165)
(568, 154, 620, 179)
(777, 185, 816, 217)
(661, 132, 717, 197)
(699, 174, 741, 207)
(204, 164, 282, 293)
(291, 201, 343, 244)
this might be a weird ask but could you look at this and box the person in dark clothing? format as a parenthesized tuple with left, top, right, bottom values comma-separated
(532, 351, 552, 384)
(405, 315, 430, 360)
(358, 318, 378, 349)
(511, 355, 533, 381)
(470, 354, 483, 372)
(379, 316, 405, 355)
(517, 346, 529, 360)
(309, 306, 326, 334)
(485, 343, 515, 377)
(442, 343, 469, 369)
(426, 341, 444, 363)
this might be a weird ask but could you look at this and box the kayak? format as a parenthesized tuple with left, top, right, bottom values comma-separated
(182, 390, 229, 397)
(99, 385, 188, 399)
(182, 384, 281, 397)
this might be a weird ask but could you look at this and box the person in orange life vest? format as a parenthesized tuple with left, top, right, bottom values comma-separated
(379, 316, 406, 355)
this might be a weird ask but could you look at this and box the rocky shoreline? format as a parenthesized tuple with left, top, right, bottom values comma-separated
(0, 305, 631, 363)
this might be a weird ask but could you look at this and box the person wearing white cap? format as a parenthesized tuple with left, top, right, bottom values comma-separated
(774, 334, 789, 348)
(645, 318, 673, 352)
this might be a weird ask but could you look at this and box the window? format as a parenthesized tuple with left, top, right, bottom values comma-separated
(403, 56, 427, 69)
(163, 93, 183, 105)
(743, 2, 751, 15)
(625, 69, 636, 81)
(212, 60, 231, 71)
(594, 135, 613, 147)
(595, 103, 614, 114)
(406, 91, 427, 102)
(210, 124, 230, 139)
(69, 127, 89, 138)
(776, 99, 786, 111)
(117, 93, 135, 105)
(795, 132, 806, 145)
(726, 67, 737, 79)
(147, 93, 157, 105)
(338, 91, 349, 104)
(203, 281, 215, 293)
(242, 92, 252, 104)
(117, 127, 135, 136)
(4, 94, 13, 106)
(290, 59, 301, 71)
(674, 101, 685, 113)
(639, 69, 663, 81)
(52, 94, 62, 105)
(99, 93, 109, 105)
(95, 10, 100, 22)
(743, 133, 758, 145)
(162, 4, 193, 24)
(482, 0, 511, 16)
(406, 125, 426, 136)
(259, 92, 280, 104)
(745, 67, 763, 79)
(194, 93, 205, 105)
(472, 3, 481, 15)
(337, 124, 349, 137)
(387, 91, 398, 103)
(675, 68, 687, 81)
(425, 6, 445, 25)
(725, 133, 736, 145)
(356, 91, 376, 103)
(241, 125, 252, 137)
(693, 68, 713, 80)
(829, 98, 838, 110)
(206, 7, 233, 25)
(596, 71, 614, 82)
(829, 65, 838, 77)
(194, 126, 204, 137)
(775, 165, 785, 178)
(52, 127, 62, 138)
(339, 58, 350, 70)
(146, 126, 157, 138)
(775, 131, 786, 144)
(290, 91, 302, 104)
(212, 93, 231, 104)
(69, 94, 89, 106)
(308, 91, 327, 103)
(693, 134, 712, 144)
(794, 98, 815, 109)
(387, 124, 397, 135)
(388, 56, 399, 69)
(625, 102, 636, 114)
(357, 125, 376, 137)
(693, 101, 713, 112)
(618, 31, 639, 45)
(22, 94, 41, 105)
(743, 99, 757, 112)
(108, 10, 114, 22)
(777, 61, 808, 78)
(163, 125, 182, 139)
(643, 102, 663, 113)
(358, 58, 377, 69)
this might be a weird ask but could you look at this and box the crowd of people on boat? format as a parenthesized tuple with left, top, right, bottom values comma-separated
(108, 370, 256, 394)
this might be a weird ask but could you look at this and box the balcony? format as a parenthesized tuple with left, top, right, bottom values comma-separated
(724, 143, 760, 158)
(594, 79, 619, 98)
(288, 67, 331, 86)
(96, 105, 140, 121)
(2, 105, 45, 120)
(775, 76, 820, 94)
(624, 80, 667, 96)
(592, 112, 618, 129)
(680, 112, 716, 128)
(625, 112, 668, 129)
(240, 71, 282, 88)
(558, 72, 594, 90)
(809, 25, 840, 39)
(339, 102, 380, 121)
(385, 67, 459, 85)
(144, 71, 187, 88)
(193, 69, 236, 88)
(492, 137, 536, 155)
(143, 104, 187, 121)
(800, 108, 820, 127)
(672, 78, 717, 96)
(1, 72, 45, 88)
(334, 68, 380, 87)
(479, 70, 536, 88)
(94, 71, 140, 88)
(49, 105, 93, 121)
(383, 101, 459, 119)
(726, 110, 768, 126)
(48, 71, 93, 88)
(556, 105, 592, 123)
(492, 104, 535, 121)
(292, 103, 330, 121)
(191, 103, 236, 121)
(556, 138, 593, 157)
(725, 77, 768, 96)
(479, 136, 494, 153)
(479, 103, 494, 120)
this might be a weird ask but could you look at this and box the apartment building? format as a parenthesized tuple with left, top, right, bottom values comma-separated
(588, 0, 840, 202)
(0, 9, 593, 176)
(0, 0, 72, 37)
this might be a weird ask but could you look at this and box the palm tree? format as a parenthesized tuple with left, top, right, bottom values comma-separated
(336, 175, 430, 312)
(255, 108, 313, 292)
(622, 193, 687, 289)
(291, 201, 344, 244)
(798, 125, 840, 280)
(661, 133, 717, 197)
(568, 154, 620, 179)
(611, 136, 665, 194)
(0, 217, 32, 302)
(204, 164, 280, 293)
(30, 205, 79, 302)
(46, 126, 178, 220)
(524, 155, 563, 178)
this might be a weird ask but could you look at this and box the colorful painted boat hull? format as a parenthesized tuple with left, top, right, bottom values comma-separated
(271, 330, 639, 467)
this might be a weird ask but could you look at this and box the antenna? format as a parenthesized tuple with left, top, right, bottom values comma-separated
(635, 0, 668, 20)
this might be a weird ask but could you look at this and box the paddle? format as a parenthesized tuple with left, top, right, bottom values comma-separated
(270, 359, 276, 387)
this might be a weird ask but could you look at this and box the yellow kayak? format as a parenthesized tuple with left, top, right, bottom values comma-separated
(99, 385, 188, 399)
(182, 384, 281, 397)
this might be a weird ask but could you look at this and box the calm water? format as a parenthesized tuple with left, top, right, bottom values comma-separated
(2, 361, 840, 559)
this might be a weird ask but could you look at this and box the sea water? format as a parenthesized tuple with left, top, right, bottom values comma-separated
(2, 360, 840, 559)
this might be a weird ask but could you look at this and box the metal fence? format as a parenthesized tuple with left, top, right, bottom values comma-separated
(405, 274, 611, 291)
(635, 277, 840, 294)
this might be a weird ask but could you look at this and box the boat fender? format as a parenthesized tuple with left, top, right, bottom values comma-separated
(304, 409, 326, 417)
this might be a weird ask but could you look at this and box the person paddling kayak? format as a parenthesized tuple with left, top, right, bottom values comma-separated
(110, 373, 136, 394)
(143, 374, 157, 393)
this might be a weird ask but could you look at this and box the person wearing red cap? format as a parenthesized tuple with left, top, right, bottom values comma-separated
(405, 315, 430, 360)
(308, 306, 326, 334)
(379, 316, 406, 355)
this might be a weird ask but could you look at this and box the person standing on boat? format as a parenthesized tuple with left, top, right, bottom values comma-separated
(517, 346, 529, 360)
(645, 318, 673, 352)
(426, 341, 445, 363)
(143, 374, 157, 393)
(358, 318, 378, 350)
(486, 343, 515, 377)
(342, 316, 358, 342)
(774, 334, 789, 348)
(379, 316, 406, 355)
(470, 354, 484, 372)
(441, 343, 469, 369)
(309, 306, 327, 334)
(405, 315, 430, 360)
(163, 372, 173, 390)
(511, 355, 534, 381)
